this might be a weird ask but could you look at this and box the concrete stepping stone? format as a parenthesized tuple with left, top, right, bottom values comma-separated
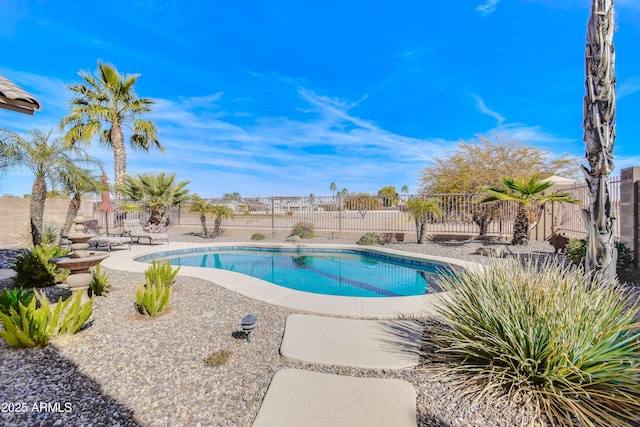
(280, 314, 422, 369)
(252, 369, 417, 427)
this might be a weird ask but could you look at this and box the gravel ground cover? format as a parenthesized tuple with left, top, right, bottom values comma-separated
(0, 230, 636, 426)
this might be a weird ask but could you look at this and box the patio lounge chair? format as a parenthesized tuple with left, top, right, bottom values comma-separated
(84, 219, 132, 252)
(123, 219, 169, 245)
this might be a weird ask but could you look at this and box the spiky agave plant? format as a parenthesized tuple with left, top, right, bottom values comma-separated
(426, 257, 640, 426)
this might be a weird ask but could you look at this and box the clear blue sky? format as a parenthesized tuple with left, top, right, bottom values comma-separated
(1, 0, 640, 198)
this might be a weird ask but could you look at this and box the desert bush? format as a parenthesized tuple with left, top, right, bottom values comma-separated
(144, 260, 180, 287)
(251, 233, 266, 241)
(12, 244, 70, 288)
(566, 238, 634, 270)
(0, 287, 34, 316)
(0, 292, 93, 348)
(88, 265, 111, 297)
(357, 232, 382, 246)
(290, 222, 315, 239)
(427, 257, 640, 426)
(204, 349, 231, 367)
(285, 211, 293, 216)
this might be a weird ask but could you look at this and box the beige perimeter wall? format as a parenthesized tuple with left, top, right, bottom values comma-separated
(0, 195, 93, 248)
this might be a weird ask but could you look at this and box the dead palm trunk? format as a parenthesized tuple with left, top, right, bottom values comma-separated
(582, 0, 617, 281)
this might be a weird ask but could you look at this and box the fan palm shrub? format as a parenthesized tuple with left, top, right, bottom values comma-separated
(481, 176, 580, 245)
(427, 257, 640, 426)
(116, 172, 190, 226)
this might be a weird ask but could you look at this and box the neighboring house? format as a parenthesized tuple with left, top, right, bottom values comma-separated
(0, 74, 41, 115)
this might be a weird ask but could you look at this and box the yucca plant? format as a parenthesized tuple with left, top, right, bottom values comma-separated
(135, 282, 171, 318)
(426, 258, 640, 426)
(0, 292, 93, 348)
(144, 260, 180, 287)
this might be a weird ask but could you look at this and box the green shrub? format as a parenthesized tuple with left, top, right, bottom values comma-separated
(12, 244, 70, 288)
(427, 258, 640, 426)
(616, 241, 634, 268)
(565, 238, 586, 266)
(566, 238, 634, 270)
(357, 232, 381, 245)
(88, 265, 111, 297)
(144, 260, 180, 287)
(135, 281, 171, 318)
(251, 233, 266, 241)
(290, 222, 315, 239)
(285, 211, 293, 216)
(0, 292, 93, 348)
(0, 287, 34, 316)
(204, 349, 231, 367)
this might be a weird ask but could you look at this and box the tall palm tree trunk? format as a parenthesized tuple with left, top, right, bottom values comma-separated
(582, 0, 617, 281)
(512, 204, 530, 245)
(214, 218, 222, 238)
(30, 176, 47, 246)
(111, 122, 127, 190)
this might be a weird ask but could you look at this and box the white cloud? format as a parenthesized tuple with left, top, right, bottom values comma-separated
(490, 123, 576, 145)
(618, 77, 640, 99)
(472, 94, 505, 125)
(475, 0, 500, 16)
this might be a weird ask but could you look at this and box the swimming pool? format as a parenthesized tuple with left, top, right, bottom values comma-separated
(137, 247, 452, 297)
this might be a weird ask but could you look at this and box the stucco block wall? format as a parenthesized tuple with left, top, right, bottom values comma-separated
(0, 195, 93, 247)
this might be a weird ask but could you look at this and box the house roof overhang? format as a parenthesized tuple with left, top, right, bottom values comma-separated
(0, 75, 41, 115)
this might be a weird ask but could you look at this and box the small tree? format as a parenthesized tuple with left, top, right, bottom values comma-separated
(406, 199, 443, 244)
(481, 177, 580, 245)
(421, 134, 580, 235)
(211, 205, 235, 237)
(0, 128, 95, 246)
(377, 185, 399, 207)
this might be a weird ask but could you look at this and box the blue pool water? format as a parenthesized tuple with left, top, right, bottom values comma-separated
(137, 247, 452, 298)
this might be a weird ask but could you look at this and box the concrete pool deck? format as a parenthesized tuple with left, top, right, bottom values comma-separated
(100, 241, 475, 318)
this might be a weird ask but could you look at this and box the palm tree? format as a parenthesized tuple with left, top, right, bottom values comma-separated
(116, 173, 190, 226)
(583, 0, 616, 281)
(59, 61, 163, 189)
(0, 128, 94, 246)
(58, 165, 106, 237)
(188, 195, 214, 237)
(481, 177, 580, 245)
(329, 182, 337, 196)
(211, 205, 235, 237)
(401, 185, 409, 194)
(406, 198, 443, 244)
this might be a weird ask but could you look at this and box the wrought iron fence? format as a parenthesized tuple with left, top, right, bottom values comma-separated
(92, 193, 525, 238)
(551, 176, 621, 239)
(92, 182, 621, 240)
